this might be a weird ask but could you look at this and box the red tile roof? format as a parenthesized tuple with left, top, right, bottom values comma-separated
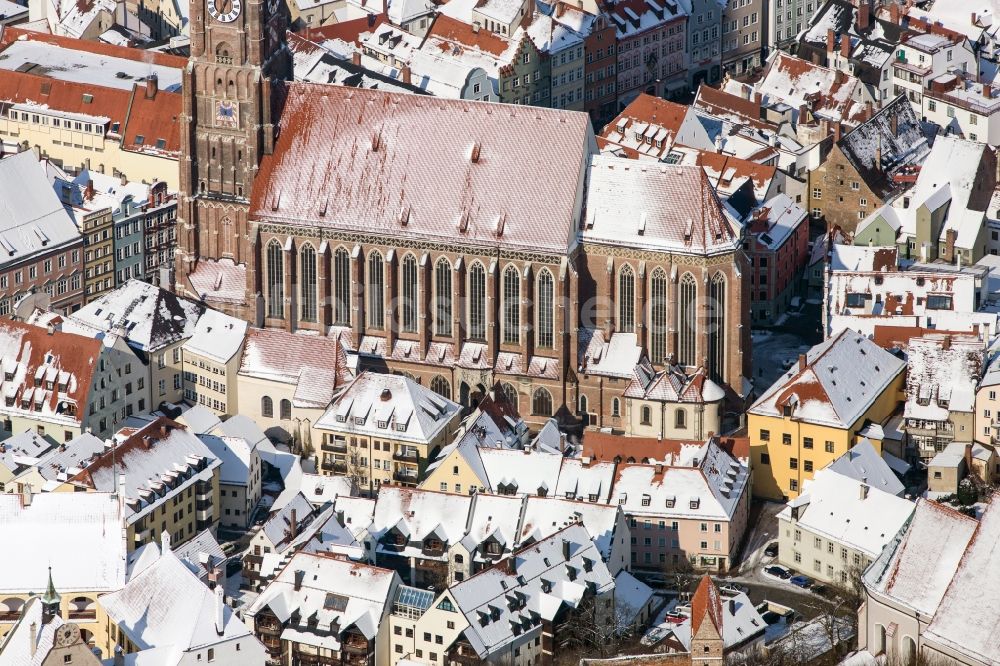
(298, 14, 386, 45)
(0, 318, 102, 419)
(695, 151, 777, 192)
(426, 13, 511, 57)
(120, 86, 182, 156)
(693, 84, 773, 130)
(250, 83, 591, 253)
(0, 26, 186, 69)
(691, 574, 723, 636)
(583, 432, 748, 463)
(598, 93, 691, 159)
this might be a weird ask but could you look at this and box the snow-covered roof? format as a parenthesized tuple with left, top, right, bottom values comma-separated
(581, 155, 742, 256)
(0, 491, 126, 594)
(746, 193, 807, 251)
(929, 440, 994, 470)
(239, 328, 351, 407)
(67, 280, 205, 353)
(198, 434, 257, 486)
(315, 372, 460, 445)
(0, 151, 80, 268)
(924, 496, 1000, 662)
(247, 552, 400, 645)
(181, 308, 247, 364)
(0, 35, 183, 92)
(371, 486, 473, 556)
(903, 333, 983, 422)
(826, 439, 905, 497)
(447, 522, 614, 658)
(613, 570, 653, 627)
(172, 529, 227, 582)
(26, 431, 105, 482)
(299, 472, 354, 507)
(70, 418, 221, 526)
(99, 547, 259, 657)
(755, 51, 867, 125)
(837, 94, 933, 200)
(0, 596, 74, 666)
(865, 499, 977, 617)
(553, 458, 615, 503)
(479, 447, 563, 495)
(749, 329, 906, 429)
(518, 496, 623, 562)
(778, 468, 914, 558)
(578, 329, 643, 379)
(610, 439, 749, 522)
(0, 430, 58, 476)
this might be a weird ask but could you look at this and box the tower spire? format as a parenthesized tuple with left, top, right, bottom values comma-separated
(41, 566, 61, 625)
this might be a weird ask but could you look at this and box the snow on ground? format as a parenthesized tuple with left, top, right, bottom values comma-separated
(751, 330, 813, 391)
(769, 615, 854, 660)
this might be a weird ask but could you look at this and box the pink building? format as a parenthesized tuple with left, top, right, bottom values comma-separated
(745, 193, 809, 326)
(608, 437, 751, 572)
(0, 152, 85, 316)
(611, 0, 687, 108)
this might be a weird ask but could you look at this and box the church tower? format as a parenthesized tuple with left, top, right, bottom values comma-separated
(174, 0, 288, 318)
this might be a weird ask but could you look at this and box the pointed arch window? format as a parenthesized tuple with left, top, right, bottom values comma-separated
(333, 248, 351, 326)
(300, 244, 317, 323)
(650, 268, 668, 365)
(266, 240, 283, 319)
(537, 269, 554, 349)
(367, 251, 384, 330)
(435, 258, 452, 337)
(468, 262, 486, 342)
(497, 382, 517, 407)
(502, 265, 520, 345)
(430, 375, 451, 399)
(401, 254, 418, 333)
(532, 388, 553, 416)
(678, 273, 697, 367)
(708, 272, 727, 382)
(221, 216, 234, 257)
(618, 264, 635, 333)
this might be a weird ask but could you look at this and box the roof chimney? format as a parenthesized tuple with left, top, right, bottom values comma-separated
(965, 443, 974, 469)
(890, 2, 900, 24)
(798, 353, 807, 372)
(84, 179, 95, 201)
(145, 73, 158, 100)
(833, 121, 842, 142)
(352, 51, 361, 66)
(826, 28, 836, 53)
(29, 622, 37, 657)
(859, 482, 869, 500)
(840, 34, 851, 58)
(562, 539, 571, 561)
(161, 530, 171, 553)
(858, 1, 870, 29)
(293, 569, 305, 591)
(214, 584, 225, 635)
(289, 508, 298, 540)
(400, 64, 411, 85)
(729, 598, 736, 615)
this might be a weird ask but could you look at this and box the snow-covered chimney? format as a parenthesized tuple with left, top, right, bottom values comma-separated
(214, 584, 225, 635)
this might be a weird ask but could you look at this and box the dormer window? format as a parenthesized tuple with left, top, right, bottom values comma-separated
(377, 420, 388, 429)
(336, 414, 347, 423)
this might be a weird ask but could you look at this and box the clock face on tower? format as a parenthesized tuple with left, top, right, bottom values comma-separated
(208, 0, 242, 23)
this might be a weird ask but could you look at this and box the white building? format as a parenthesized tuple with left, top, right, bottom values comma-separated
(199, 433, 262, 529)
(891, 31, 976, 110)
(777, 468, 915, 586)
(99, 536, 265, 666)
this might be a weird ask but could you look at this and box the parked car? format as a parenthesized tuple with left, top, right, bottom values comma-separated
(789, 575, 813, 588)
(763, 565, 791, 580)
(719, 583, 749, 596)
(764, 542, 778, 557)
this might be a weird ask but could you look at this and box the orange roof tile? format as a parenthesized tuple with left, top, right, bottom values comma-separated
(426, 13, 511, 56)
(0, 26, 186, 69)
(691, 574, 723, 636)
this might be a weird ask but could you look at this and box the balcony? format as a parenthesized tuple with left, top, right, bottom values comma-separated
(393, 469, 418, 484)
(195, 499, 212, 511)
(195, 481, 212, 496)
(322, 440, 348, 453)
(392, 448, 419, 462)
(447, 644, 480, 665)
(321, 460, 348, 474)
(67, 610, 97, 621)
(342, 637, 371, 654)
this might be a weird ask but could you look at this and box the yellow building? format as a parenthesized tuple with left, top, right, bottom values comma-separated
(0, 490, 127, 656)
(748, 329, 906, 500)
(182, 310, 248, 416)
(314, 372, 462, 493)
(236, 328, 352, 447)
(0, 30, 184, 189)
(420, 398, 526, 495)
(62, 417, 223, 551)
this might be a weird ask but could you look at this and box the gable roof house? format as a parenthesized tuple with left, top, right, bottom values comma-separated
(807, 93, 934, 235)
(777, 468, 915, 586)
(0, 151, 84, 315)
(238, 328, 352, 445)
(99, 541, 265, 666)
(598, 94, 715, 160)
(0, 318, 132, 443)
(245, 553, 401, 666)
(901, 333, 985, 461)
(858, 496, 1000, 665)
(748, 329, 907, 500)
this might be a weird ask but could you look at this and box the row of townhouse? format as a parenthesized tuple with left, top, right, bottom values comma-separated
(245, 522, 655, 666)
(0, 144, 178, 316)
(290, 0, 765, 125)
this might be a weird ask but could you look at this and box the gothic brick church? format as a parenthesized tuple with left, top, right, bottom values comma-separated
(174, 0, 752, 428)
